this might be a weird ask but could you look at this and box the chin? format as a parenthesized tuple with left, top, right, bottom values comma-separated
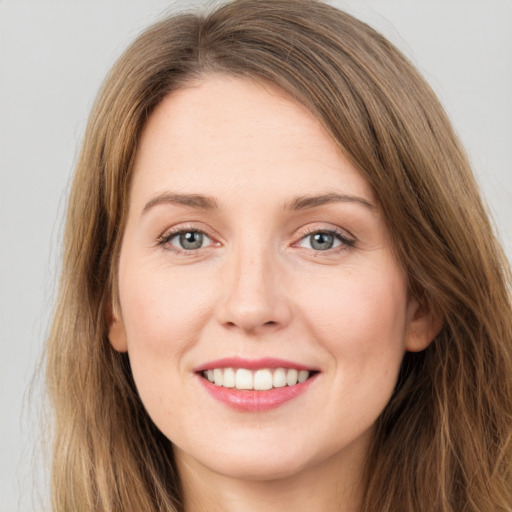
(175, 434, 316, 482)
(206, 453, 312, 482)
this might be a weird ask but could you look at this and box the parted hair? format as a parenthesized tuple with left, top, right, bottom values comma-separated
(45, 0, 512, 510)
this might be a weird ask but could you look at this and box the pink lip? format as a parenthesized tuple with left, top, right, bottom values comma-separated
(194, 357, 315, 372)
(198, 376, 317, 412)
(194, 357, 319, 412)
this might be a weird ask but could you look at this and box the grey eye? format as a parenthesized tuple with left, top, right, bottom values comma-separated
(181, 231, 203, 250)
(298, 231, 345, 251)
(170, 231, 210, 250)
(309, 232, 336, 251)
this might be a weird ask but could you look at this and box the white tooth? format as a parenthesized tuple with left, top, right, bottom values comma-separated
(298, 370, 309, 383)
(207, 369, 215, 383)
(235, 368, 253, 390)
(286, 368, 298, 386)
(254, 369, 273, 390)
(223, 368, 235, 388)
(273, 368, 287, 388)
(213, 368, 223, 386)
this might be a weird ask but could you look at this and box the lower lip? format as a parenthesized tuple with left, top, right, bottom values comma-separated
(197, 373, 317, 412)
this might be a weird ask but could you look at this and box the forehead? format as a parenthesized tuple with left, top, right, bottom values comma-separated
(130, 74, 374, 207)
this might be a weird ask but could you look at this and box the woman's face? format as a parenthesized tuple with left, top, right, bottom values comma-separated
(109, 75, 433, 484)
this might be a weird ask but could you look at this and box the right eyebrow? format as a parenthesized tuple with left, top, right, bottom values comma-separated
(141, 193, 219, 216)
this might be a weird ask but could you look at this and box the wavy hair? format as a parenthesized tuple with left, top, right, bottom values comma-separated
(45, 0, 512, 510)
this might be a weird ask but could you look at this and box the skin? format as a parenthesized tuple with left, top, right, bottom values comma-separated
(109, 74, 437, 512)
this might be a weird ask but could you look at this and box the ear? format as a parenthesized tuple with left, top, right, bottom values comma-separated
(405, 297, 443, 352)
(106, 302, 128, 353)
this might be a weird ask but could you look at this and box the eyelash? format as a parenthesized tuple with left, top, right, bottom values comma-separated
(295, 227, 355, 253)
(157, 226, 215, 256)
(156, 226, 355, 255)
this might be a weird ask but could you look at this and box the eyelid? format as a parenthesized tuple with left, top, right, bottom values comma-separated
(292, 225, 356, 251)
(157, 223, 220, 254)
(155, 222, 355, 256)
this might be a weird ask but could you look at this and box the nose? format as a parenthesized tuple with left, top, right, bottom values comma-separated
(216, 245, 292, 334)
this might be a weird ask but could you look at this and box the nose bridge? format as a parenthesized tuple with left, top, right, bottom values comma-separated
(218, 237, 290, 333)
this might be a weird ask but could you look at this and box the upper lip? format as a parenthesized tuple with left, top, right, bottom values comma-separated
(194, 357, 318, 373)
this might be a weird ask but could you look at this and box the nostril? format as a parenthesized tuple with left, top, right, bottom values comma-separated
(223, 319, 279, 333)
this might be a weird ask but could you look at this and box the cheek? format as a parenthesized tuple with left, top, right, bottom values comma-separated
(119, 263, 215, 357)
(296, 264, 409, 385)
(302, 265, 407, 334)
(116, 262, 218, 418)
(117, 264, 217, 427)
(301, 267, 409, 434)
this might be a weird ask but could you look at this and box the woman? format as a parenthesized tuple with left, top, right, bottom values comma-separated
(45, 0, 512, 510)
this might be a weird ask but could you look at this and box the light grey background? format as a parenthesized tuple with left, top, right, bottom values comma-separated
(1, 1, 511, 510)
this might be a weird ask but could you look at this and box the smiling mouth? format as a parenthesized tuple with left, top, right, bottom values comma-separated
(201, 367, 317, 391)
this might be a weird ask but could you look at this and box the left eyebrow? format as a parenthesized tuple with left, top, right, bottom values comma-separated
(286, 193, 375, 211)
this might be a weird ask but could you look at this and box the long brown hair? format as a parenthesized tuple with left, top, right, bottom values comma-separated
(45, 1, 512, 510)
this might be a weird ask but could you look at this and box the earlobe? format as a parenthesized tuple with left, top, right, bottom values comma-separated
(405, 298, 443, 353)
(107, 304, 128, 353)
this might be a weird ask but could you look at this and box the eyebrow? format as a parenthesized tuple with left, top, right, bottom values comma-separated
(286, 193, 374, 211)
(142, 193, 219, 215)
(141, 191, 374, 216)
